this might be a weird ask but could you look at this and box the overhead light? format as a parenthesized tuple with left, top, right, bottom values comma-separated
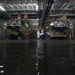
(23, 4, 27, 10)
(33, 3, 38, 11)
(0, 6, 6, 11)
(28, 3, 33, 10)
(8, 4, 14, 10)
(0, 65, 3, 68)
(50, 22, 54, 26)
(0, 70, 4, 73)
(37, 18, 39, 21)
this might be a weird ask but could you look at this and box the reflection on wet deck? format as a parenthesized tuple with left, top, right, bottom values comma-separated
(0, 40, 75, 75)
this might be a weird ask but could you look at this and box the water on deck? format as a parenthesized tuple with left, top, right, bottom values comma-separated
(0, 39, 75, 75)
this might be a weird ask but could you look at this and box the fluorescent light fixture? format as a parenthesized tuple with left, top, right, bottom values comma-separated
(0, 70, 4, 73)
(23, 4, 27, 9)
(33, 3, 38, 11)
(0, 5, 6, 11)
(28, 3, 33, 10)
(0, 66, 3, 68)
(37, 18, 39, 21)
(8, 4, 15, 10)
(50, 22, 54, 26)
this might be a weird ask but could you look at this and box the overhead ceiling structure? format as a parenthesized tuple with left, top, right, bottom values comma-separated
(0, 0, 75, 14)
(0, 0, 39, 19)
(40, 0, 75, 27)
(0, 0, 75, 20)
(0, 0, 37, 3)
(50, 0, 75, 15)
(0, 3, 38, 11)
(41, 0, 54, 27)
(0, 0, 38, 11)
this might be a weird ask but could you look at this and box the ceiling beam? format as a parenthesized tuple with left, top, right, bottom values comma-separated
(41, 0, 54, 27)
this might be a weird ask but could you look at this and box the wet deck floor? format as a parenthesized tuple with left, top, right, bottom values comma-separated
(0, 39, 75, 75)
